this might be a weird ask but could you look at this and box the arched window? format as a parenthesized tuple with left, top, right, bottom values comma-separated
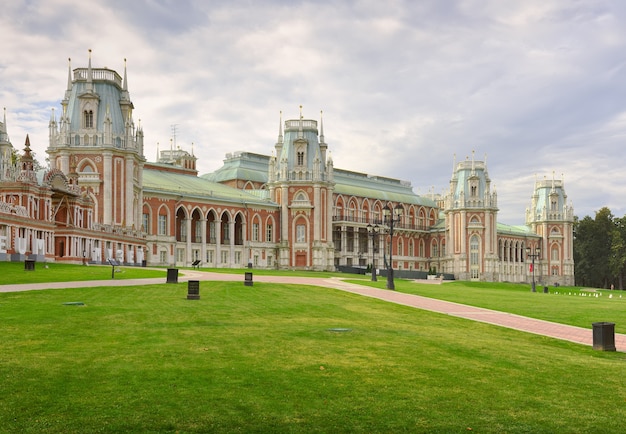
(470, 235, 480, 279)
(84, 110, 94, 129)
(551, 246, 560, 261)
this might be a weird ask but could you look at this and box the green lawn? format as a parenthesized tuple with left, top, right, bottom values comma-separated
(0, 262, 345, 285)
(0, 262, 165, 284)
(348, 279, 626, 333)
(1, 279, 626, 433)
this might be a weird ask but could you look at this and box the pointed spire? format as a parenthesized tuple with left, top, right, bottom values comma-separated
(277, 111, 283, 143)
(50, 107, 55, 122)
(471, 149, 475, 173)
(86, 49, 93, 92)
(123, 58, 128, 92)
(319, 110, 325, 143)
(0, 107, 8, 144)
(298, 105, 303, 139)
(66, 58, 72, 90)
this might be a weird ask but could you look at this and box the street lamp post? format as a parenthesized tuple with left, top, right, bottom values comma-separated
(526, 246, 541, 292)
(383, 204, 403, 290)
(367, 223, 379, 281)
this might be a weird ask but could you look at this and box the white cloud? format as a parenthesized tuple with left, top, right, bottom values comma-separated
(2, 0, 626, 225)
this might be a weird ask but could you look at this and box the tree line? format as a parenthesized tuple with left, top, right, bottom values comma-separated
(574, 207, 626, 289)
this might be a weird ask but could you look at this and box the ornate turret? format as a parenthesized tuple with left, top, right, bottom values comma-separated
(526, 173, 574, 225)
(525, 172, 575, 286)
(18, 135, 37, 184)
(267, 107, 335, 271)
(46, 51, 145, 229)
(443, 152, 499, 281)
(0, 108, 13, 176)
(273, 107, 331, 182)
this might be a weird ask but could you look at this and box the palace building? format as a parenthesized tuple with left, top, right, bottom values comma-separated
(0, 54, 575, 284)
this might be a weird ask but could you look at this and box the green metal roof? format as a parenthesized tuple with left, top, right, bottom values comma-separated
(333, 169, 436, 206)
(143, 167, 275, 206)
(201, 152, 269, 184)
(496, 223, 538, 237)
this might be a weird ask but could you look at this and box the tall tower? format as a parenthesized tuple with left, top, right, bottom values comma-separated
(526, 173, 574, 285)
(47, 52, 145, 229)
(443, 153, 499, 281)
(0, 108, 14, 180)
(267, 108, 335, 270)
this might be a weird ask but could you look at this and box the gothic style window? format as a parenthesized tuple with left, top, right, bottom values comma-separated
(194, 221, 202, 242)
(142, 213, 149, 233)
(297, 151, 304, 166)
(266, 223, 273, 242)
(209, 221, 216, 244)
(252, 222, 259, 241)
(84, 110, 94, 128)
(551, 246, 559, 261)
(158, 215, 167, 235)
(470, 235, 480, 279)
(296, 224, 306, 243)
(180, 220, 187, 242)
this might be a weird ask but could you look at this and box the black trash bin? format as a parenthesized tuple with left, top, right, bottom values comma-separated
(187, 280, 200, 300)
(543, 286, 549, 293)
(24, 259, 35, 271)
(166, 268, 179, 284)
(244, 272, 253, 286)
(592, 322, 616, 351)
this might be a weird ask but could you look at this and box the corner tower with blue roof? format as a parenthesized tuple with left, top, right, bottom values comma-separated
(443, 152, 499, 281)
(526, 174, 574, 284)
(268, 108, 335, 270)
(47, 51, 145, 230)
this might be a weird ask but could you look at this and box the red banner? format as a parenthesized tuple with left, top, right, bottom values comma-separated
(529, 263, 533, 272)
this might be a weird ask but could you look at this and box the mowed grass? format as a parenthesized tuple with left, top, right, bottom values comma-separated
(0, 262, 344, 286)
(349, 279, 626, 334)
(1, 280, 626, 433)
(0, 262, 166, 284)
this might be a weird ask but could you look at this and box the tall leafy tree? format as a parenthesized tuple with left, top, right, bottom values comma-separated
(574, 208, 614, 288)
(610, 216, 626, 289)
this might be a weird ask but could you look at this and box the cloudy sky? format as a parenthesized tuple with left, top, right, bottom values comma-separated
(1, 0, 625, 223)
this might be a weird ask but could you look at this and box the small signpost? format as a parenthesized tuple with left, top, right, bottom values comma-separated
(108, 258, 120, 279)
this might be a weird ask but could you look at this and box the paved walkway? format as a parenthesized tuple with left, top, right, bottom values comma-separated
(2, 270, 625, 352)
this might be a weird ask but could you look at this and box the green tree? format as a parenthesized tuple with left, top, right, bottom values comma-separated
(574, 207, 614, 288)
(610, 216, 626, 289)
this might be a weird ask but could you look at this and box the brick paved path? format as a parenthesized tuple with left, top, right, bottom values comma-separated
(2, 270, 624, 351)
